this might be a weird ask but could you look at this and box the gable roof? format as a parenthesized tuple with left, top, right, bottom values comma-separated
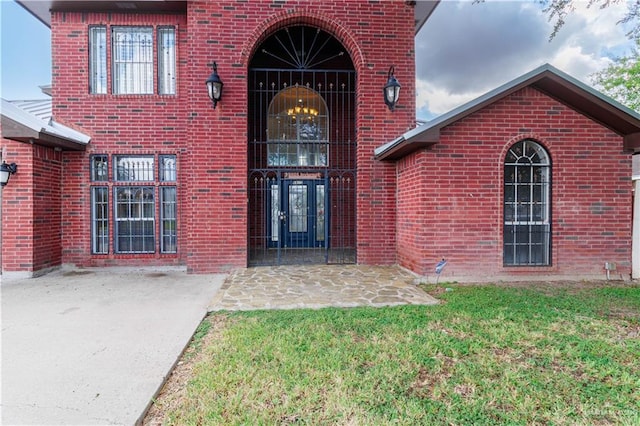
(1, 98, 90, 151)
(375, 63, 640, 161)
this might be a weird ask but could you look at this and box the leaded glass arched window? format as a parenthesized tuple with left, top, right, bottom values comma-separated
(504, 140, 551, 266)
(267, 85, 329, 167)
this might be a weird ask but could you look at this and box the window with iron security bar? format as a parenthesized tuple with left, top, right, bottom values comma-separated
(160, 187, 177, 253)
(114, 155, 154, 181)
(88, 25, 176, 95)
(89, 154, 178, 255)
(91, 154, 108, 181)
(266, 85, 329, 167)
(115, 187, 155, 253)
(89, 26, 107, 94)
(91, 187, 109, 254)
(504, 140, 551, 266)
(112, 27, 153, 94)
(159, 155, 177, 181)
(157, 27, 176, 95)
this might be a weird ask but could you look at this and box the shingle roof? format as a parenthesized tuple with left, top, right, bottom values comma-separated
(375, 63, 640, 161)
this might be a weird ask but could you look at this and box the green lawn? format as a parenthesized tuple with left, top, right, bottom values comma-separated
(150, 283, 640, 425)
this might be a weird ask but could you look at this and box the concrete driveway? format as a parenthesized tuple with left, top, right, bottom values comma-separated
(1, 266, 225, 426)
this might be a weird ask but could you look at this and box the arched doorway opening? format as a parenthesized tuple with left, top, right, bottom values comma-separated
(248, 25, 356, 265)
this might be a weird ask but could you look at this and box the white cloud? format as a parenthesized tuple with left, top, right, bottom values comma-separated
(416, 78, 484, 119)
(415, 0, 634, 119)
(548, 45, 613, 83)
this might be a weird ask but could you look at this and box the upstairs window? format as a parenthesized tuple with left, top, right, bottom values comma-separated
(112, 27, 154, 94)
(89, 27, 107, 94)
(157, 27, 176, 95)
(89, 25, 176, 95)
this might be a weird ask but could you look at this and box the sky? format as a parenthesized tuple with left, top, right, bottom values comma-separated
(415, 0, 635, 120)
(0, 0, 635, 120)
(0, 0, 51, 100)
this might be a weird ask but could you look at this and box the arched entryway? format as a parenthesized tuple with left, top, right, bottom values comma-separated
(248, 25, 356, 266)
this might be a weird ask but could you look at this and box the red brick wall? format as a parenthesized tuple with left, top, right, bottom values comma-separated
(184, 0, 414, 271)
(50, 12, 191, 269)
(1, 140, 63, 275)
(33, 146, 64, 271)
(50, 11, 189, 269)
(48, 0, 415, 272)
(397, 86, 632, 280)
(1, 140, 33, 273)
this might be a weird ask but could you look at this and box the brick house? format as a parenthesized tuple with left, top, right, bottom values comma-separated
(2, 0, 640, 281)
(377, 64, 640, 281)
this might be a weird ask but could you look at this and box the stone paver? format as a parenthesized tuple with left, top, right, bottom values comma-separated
(209, 264, 438, 311)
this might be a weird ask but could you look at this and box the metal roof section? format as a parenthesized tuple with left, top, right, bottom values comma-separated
(8, 99, 52, 121)
(1, 98, 90, 151)
(17, 0, 439, 33)
(375, 63, 640, 161)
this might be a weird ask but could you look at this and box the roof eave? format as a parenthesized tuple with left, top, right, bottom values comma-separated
(625, 133, 640, 152)
(375, 128, 439, 161)
(16, 1, 188, 28)
(2, 116, 88, 151)
(376, 64, 640, 161)
(414, 1, 440, 34)
(532, 73, 640, 137)
(19, 1, 435, 32)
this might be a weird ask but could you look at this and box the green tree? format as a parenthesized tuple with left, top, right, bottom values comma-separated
(591, 38, 640, 112)
(541, 0, 640, 40)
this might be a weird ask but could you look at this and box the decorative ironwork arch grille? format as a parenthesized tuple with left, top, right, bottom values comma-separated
(248, 26, 356, 266)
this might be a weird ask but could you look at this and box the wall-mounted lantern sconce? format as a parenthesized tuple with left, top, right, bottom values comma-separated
(206, 62, 224, 109)
(383, 66, 401, 111)
(0, 161, 17, 187)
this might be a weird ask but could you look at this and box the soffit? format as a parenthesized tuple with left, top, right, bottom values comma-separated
(16, 1, 187, 26)
(18, 0, 439, 33)
(414, 1, 439, 34)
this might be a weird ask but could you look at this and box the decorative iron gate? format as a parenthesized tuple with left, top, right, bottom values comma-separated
(248, 26, 356, 266)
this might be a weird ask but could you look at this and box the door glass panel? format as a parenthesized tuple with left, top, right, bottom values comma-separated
(289, 184, 307, 233)
(316, 185, 325, 241)
(271, 184, 279, 241)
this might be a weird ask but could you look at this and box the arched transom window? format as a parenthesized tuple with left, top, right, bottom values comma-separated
(267, 85, 329, 167)
(504, 140, 551, 266)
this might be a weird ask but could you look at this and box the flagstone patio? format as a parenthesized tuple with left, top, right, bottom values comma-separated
(208, 264, 439, 311)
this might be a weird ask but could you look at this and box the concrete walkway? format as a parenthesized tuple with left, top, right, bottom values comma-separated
(1, 267, 225, 426)
(2, 264, 436, 425)
(209, 265, 438, 311)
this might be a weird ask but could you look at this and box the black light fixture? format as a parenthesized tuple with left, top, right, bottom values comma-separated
(0, 161, 17, 187)
(205, 62, 224, 109)
(383, 66, 401, 111)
